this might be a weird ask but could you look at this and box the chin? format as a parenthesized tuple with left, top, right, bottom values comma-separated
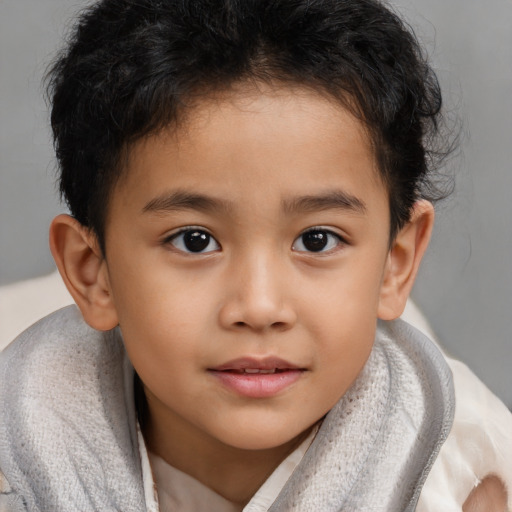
(215, 422, 311, 452)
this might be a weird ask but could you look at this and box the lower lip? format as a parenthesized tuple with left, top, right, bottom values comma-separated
(210, 370, 303, 398)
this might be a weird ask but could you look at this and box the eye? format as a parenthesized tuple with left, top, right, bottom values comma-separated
(166, 228, 220, 254)
(292, 228, 344, 253)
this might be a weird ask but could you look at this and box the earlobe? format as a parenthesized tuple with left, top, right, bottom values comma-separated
(49, 214, 119, 331)
(377, 200, 435, 320)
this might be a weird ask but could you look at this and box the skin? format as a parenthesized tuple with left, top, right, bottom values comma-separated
(51, 85, 439, 505)
(463, 476, 509, 512)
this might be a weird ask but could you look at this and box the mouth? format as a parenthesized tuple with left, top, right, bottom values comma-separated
(224, 368, 286, 374)
(208, 357, 306, 398)
(210, 356, 303, 372)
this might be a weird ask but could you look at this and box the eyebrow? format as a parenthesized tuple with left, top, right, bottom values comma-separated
(142, 189, 366, 216)
(142, 190, 233, 214)
(282, 190, 367, 215)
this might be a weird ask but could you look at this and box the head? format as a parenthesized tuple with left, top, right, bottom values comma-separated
(48, 0, 444, 250)
(48, 0, 445, 470)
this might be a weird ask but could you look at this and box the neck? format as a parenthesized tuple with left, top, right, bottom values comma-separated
(142, 389, 312, 505)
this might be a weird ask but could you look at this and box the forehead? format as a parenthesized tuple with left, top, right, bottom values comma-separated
(112, 85, 387, 220)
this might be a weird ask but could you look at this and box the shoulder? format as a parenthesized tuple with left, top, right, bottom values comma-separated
(0, 307, 143, 510)
(417, 356, 512, 512)
(400, 303, 511, 511)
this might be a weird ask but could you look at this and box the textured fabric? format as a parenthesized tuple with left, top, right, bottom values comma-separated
(139, 354, 512, 512)
(0, 306, 455, 511)
(267, 320, 455, 512)
(0, 307, 146, 511)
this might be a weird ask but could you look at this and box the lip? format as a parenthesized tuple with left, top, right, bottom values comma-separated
(209, 357, 306, 398)
(211, 356, 302, 372)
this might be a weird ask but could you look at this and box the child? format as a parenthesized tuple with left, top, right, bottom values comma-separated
(1, 0, 511, 510)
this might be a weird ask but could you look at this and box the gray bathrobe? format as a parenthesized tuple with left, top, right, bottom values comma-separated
(0, 306, 454, 511)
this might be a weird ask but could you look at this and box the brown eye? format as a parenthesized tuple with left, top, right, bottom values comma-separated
(292, 229, 343, 253)
(301, 231, 328, 251)
(183, 231, 210, 252)
(168, 229, 220, 254)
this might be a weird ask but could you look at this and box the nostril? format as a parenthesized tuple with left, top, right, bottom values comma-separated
(271, 321, 287, 330)
(232, 320, 288, 330)
(218, 300, 297, 331)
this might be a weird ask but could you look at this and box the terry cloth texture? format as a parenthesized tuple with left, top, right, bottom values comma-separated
(0, 307, 144, 511)
(0, 306, 454, 511)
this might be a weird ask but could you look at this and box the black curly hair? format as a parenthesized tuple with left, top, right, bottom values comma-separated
(47, 0, 450, 253)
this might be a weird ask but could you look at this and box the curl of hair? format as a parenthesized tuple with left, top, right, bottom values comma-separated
(47, 0, 454, 250)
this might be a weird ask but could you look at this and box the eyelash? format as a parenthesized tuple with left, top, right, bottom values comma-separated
(162, 226, 346, 255)
(163, 227, 221, 254)
(292, 228, 346, 254)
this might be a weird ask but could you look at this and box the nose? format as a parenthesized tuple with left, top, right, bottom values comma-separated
(218, 252, 297, 332)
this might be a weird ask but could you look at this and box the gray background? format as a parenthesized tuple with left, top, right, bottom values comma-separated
(1, 0, 511, 406)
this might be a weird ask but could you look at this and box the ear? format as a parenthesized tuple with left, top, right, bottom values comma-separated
(49, 214, 119, 331)
(378, 200, 434, 320)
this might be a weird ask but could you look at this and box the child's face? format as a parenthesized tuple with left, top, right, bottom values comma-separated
(103, 86, 393, 452)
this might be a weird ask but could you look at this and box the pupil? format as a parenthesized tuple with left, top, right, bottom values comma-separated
(302, 231, 328, 251)
(184, 231, 210, 252)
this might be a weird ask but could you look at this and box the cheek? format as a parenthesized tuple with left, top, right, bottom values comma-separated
(107, 267, 210, 375)
(300, 261, 383, 394)
(108, 248, 212, 325)
(118, 301, 205, 402)
(302, 257, 385, 326)
(318, 321, 374, 381)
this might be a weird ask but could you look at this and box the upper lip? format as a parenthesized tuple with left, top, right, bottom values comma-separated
(210, 357, 303, 372)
